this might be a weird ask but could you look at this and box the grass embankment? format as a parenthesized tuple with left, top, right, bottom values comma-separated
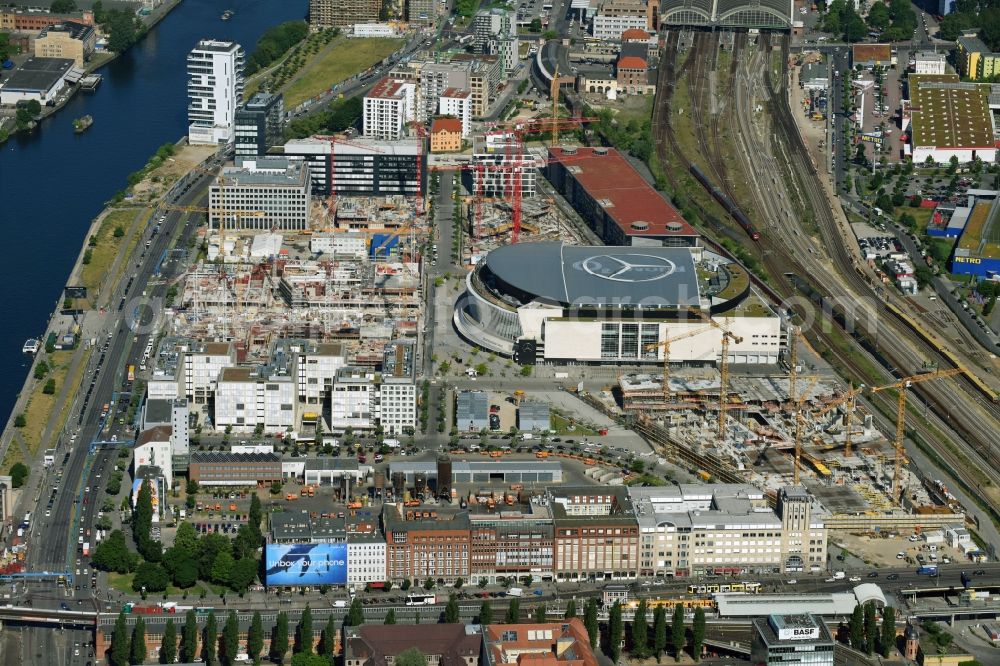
(551, 413, 598, 436)
(14, 349, 78, 457)
(78, 208, 153, 308)
(281, 38, 403, 108)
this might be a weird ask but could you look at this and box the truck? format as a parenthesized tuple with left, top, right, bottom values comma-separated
(506, 587, 524, 597)
(82, 542, 90, 557)
(832, 571, 845, 580)
(127, 365, 135, 383)
(383, 438, 401, 448)
(917, 565, 939, 575)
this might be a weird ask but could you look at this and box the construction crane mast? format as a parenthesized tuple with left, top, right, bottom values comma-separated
(814, 384, 864, 458)
(870, 368, 963, 502)
(644, 326, 713, 403)
(792, 376, 818, 485)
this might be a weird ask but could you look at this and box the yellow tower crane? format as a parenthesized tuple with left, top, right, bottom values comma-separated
(792, 376, 819, 485)
(715, 318, 743, 443)
(644, 325, 714, 404)
(870, 368, 963, 502)
(814, 384, 865, 458)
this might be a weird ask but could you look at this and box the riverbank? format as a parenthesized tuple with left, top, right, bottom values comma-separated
(0, 0, 184, 142)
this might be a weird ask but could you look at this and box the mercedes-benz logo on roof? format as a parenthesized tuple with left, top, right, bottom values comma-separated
(579, 254, 677, 282)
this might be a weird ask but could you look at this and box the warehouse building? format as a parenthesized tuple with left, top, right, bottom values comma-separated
(33, 21, 95, 67)
(950, 199, 1000, 279)
(0, 57, 74, 105)
(209, 157, 312, 231)
(517, 402, 550, 432)
(388, 460, 564, 484)
(188, 451, 283, 486)
(546, 147, 697, 247)
(454, 241, 783, 364)
(903, 74, 997, 164)
(456, 390, 490, 431)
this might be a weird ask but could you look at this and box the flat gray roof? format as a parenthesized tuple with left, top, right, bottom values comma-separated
(1, 57, 74, 92)
(717, 593, 857, 618)
(479, 242, 701, 309)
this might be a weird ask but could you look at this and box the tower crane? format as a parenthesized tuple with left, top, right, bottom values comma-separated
(791, 376, 819, 485)
(814, 384, 865, 458)
(870, 368, 963, 502)
(313, 134, 385, 216)
(644, 325, 714, 403)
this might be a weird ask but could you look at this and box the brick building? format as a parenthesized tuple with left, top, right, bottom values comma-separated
(550, 487, 640, 581)
(469, 502, 554, 585)
(383, 505, 471, 583)
(187, 451, 282, 486)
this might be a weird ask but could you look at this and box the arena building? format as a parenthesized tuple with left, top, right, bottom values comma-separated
(454, 241, 783, 365)
(660, 0, 793, 30)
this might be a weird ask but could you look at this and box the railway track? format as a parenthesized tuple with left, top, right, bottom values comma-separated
(653, 29, 1000, 522)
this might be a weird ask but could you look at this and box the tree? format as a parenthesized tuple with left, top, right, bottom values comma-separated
(133, 478, 154, 551)
(671, 603, 686, 662)
(867, 1, 890, 30)
(110, 611, 130, 666)
(160, 618, 177, 664)
(43, 378, 55, 394)
(248, 611, 264, 665)
(104, 9, 140, 54)
(211, 550, 236, 587)
(132, 561, 170, 593)
(296, 605, 314, 654)
(479, 601, 492, 625)
(564, 599, 577, 619)
(229, 556, 259, 593)
(182, 610, 199, 663)
(34, 360, 49, 379)
(529, 18, 542, 32)
(653, 605, 667, 661)
(396, 648, 428, 666)
(632, 599, 649, 658)
(130, 617, 147, 665)
(50, 0, 77, 12)
(445, 595, 460, 623)
(346, 598, 364, 627)
(221, 611, 239, 665)
(174, 522, 199, 557)
(385, 608, 397, 624)
(880, 605, 896, 657)
(249, 493, 263, 539)
(93, 530, 139, 574)
(849, 605, 865, 650)
(424, 577, 435, 590)
(9, 462, 28, 488)
(320, 615, 337, 659)
(584, 599, 599, 648)
(401, 578, 412, 591)
(534, 604, 547, 623)
(691, 607, 706, 662)
(203, 612, 218, 666)
(864, 602, 878, 655)
(172, 556, 199, 589)
(506, 598, 521, 624)
(272, 611, 290, 664)
(608, 601, 623, 663)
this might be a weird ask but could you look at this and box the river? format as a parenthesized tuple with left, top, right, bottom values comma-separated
(0, 0, 307, 423)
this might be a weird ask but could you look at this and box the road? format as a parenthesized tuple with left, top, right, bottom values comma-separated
(15, 152, 225, 666)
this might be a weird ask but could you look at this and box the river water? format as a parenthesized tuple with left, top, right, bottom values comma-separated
(0, 0, 307, 421)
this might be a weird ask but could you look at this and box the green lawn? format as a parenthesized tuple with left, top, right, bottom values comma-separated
(281, 38, 403, 108)
(550, 413, 598, 436)
(107, 571, 225, 598)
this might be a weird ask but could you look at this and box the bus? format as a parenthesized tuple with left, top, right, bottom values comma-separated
(917, 565, 939, 575)
(127, 365, 136, 383)
(406, 593, 436, 606)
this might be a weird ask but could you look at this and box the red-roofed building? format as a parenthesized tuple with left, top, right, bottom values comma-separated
(546, 146, 697, 246)
(430, 117, 463, 153)
(616, 55, 648, 92)
(621, 28, 650, 42)
(483, 619, 598, 666)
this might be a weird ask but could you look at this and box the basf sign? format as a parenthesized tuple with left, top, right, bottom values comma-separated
(777, 626, 820, 641)
(265, 544, 347, 586)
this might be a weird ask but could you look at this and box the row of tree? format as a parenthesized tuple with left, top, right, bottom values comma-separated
(939, 3, 1000, 48)
(820, 0, 917, 43)
(846, 603, 896, 657)
(245, 21, 310, 75)
(109, 605, 341, 666)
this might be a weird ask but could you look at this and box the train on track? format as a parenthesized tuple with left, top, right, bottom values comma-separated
(689, 164, 761, 241)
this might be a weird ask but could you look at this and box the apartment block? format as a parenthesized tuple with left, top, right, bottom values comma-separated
(439, 87, 472, 137)
(282, 137, 424, 198)
(364, 77, 417, 139)
(430, 117, 463, 153)
(275, 339, 348, 405)
(309, 0, 381, 29)
(209, 157, 312, 231)
(472, 133, 538, 197)
(214, 367, 296, 433)
(418, 61, 473, 121)
(347, 517, 388, 584)
(407, 0, 437, 24)
(380, 340, 417, 435)
(187, 40, 245, 144)
(470, 502, 554, 585)
(33, 21, 95, 67)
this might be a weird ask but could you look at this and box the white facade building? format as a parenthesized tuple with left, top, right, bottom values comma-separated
(363, 77, 416, 140)
(183, 341, 236, 404)
(279, 339, 348, 405)
(592, 14, 649, 40)
(133, 427, 174, 489)
(439, 87, 473, 137)
(187, 39, 245, 145)
(418, 61, 472, 122)
(209, 157, 312, 231)
(352, 22, 397, 37)
(329, 368, 377, 430)
(347, 537, 387, 584)
(214, 367, 296, 433)
(379, 340, 417, 435)
(310, 233, 369, 258)
(913, 51, 947, 75)
(471, 132, 538, 198)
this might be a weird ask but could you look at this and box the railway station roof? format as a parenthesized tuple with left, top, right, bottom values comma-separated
(909, 74, 996, 150)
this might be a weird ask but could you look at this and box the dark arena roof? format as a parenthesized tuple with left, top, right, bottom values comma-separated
(662, 0, 794, 29)
(476, 242, 702, 309)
